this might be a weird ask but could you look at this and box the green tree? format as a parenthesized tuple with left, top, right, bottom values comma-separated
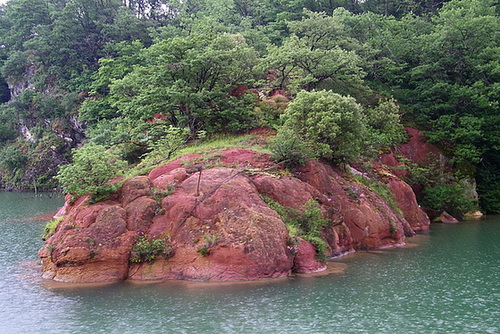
(56, 143, 127, 198)
(79, 40, 145, 123)
(360, 0, 449, 17)
(476, 153, 500, 213)
(364, 99, 405, 150)
(263, 10, 366, 93)
(0, 0, 52, 52)
(280, 90, 404, 163)
(0, 144, 28, 178)
(281, 90, 367, 163)
(108, 33, 260, 133)
(403, 0, 500, 165)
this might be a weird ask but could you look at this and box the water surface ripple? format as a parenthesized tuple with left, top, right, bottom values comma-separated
(0, 192, 498, 333)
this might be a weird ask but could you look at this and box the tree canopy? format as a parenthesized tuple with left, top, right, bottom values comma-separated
(0, 0, 498, 213)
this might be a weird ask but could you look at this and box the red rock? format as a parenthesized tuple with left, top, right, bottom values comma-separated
(228, 84, 249, 97)
(386, 178, 430, 232)
(439, 211, 459, 224)
(297, 160, 408, 250)
(380, 127, 451, 186)
(398, 127, 445, 166)
(53, 194, 75, 219)
(252, 173, 319, 210)
(87, 205, 128, 242)
(220, 149, 277, 170)
(133, 167, 294, 281)
(150, 167, 188, 190)
(148, 154, 201, 182)
(40, 146, 433, 283)
(378, 151, 408, 178)
(120, 176, 151, 205)
(125, 196, 157, 232)
(293, 238, 327, 273)
(41, 231, 136, 282)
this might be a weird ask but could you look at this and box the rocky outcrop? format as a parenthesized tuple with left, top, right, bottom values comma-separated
(380, 127, 449, 179)
(39, 148, 430, 283)
(437, 211, 459, 224)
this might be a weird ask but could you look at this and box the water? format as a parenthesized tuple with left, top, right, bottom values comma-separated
(0, 192, 499, 334)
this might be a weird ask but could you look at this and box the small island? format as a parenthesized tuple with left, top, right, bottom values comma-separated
(40, 128, 437, 283)
(0, 0, 493, 284)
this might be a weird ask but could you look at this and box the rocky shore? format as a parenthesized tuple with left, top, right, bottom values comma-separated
(39, 130, 438, 283)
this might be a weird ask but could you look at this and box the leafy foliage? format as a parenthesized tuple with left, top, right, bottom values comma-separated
(0, 0, 498, 215)
(364, 99, 406, 150)
(278, 90, 406, 164)
(107, 33, 260, 133)
(263, 9, 366, 93)
(396, 154, 479, 217)
(130, 235, 173, 263)
(197, 234, 220, 257)
(56, 144, 127, 198)
(279, 90, 366, 163)
(270, 127, 317, 170)
(262, 196, 329, 261)
(476, 153, 500, 214)
(422, 184, 478, 219)
(42, 217, 63, 241)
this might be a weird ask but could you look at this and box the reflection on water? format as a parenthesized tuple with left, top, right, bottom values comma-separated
(0, 192, 499, 334)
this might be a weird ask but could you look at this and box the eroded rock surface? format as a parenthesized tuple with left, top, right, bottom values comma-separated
(40, 146, 430, 282)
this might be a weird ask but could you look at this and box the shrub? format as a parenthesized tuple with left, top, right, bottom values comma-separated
(0, 145, 28, 175)
(129, 235, 173, 263)
(262, 196, 330, 261)
(364, 99, 406, 149)
(476, 154, 500, 214)
(279, 91, 406, 164)
(197, 234, 220, 257)
(56, 143, 128, 198)
(395, 153, 480, 217)
(270, 128, 317, 170)
(280, 90, 367, 163)
(389, 221, 398, 235)
(421, 183, 478, 219)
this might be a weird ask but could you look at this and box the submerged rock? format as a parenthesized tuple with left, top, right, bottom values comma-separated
(39, 148, 430, 283)
(438, 211, 459, 224)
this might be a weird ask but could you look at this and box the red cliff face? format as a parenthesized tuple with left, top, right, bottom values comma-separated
(39, 146, 429, 283)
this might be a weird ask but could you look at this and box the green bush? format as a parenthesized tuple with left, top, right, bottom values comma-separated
(270, 128, 317, 170)
(421, 183, 478, 219)
(278, 91, 406, 164)
(280, 90, 366, 163)
(262, 196, 329, 261)
(197, 234, 220, 257)
(0, 145, 28, 175)
(56, 143, 128, 198)
(395, 153, 480, 217)
(129, 235, 173, 263)
(364, 99, 406, 149)
(476, 154, 500, 214)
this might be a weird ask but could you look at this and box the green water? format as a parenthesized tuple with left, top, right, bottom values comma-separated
(0, 192, 499, 333)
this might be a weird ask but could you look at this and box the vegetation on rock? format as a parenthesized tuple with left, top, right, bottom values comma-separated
(262, 196, 330, 261)
(42, 217, 63, 241)
(56, 143, 127, 200)
(129, 235, 173, 263)
(0, 0, 498, 213)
